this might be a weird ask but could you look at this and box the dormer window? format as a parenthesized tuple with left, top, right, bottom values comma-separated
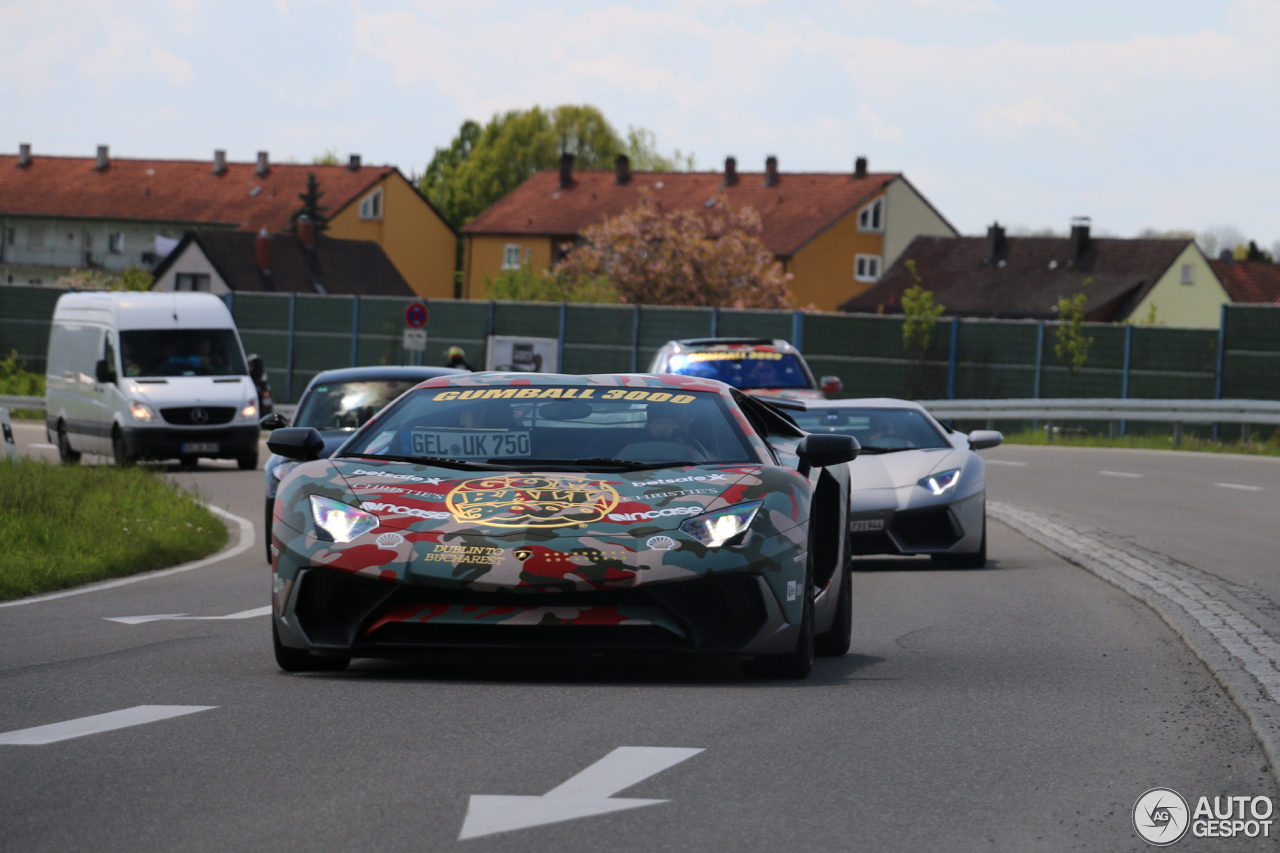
(857, 198, 884, 232)
(359, 189, 383, 220)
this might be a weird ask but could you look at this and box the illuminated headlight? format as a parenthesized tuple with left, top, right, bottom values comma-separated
(241, 402, 258, 419)
(309, 495, 379, 543)
(919, 468, 961, 496)
(679, 500, 762, 548)
(271, 460, 301, 482)
(129, 401, 158, 422)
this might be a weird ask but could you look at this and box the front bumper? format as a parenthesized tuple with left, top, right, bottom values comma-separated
(847, 489, 984, 556)
(120, 424, 260, 460)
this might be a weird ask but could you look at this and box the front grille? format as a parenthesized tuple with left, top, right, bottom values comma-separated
(848, 530, 897, 555)
(295, 569, 396, 646)
(161, 406, 235, 425)
(890, 507, 962, 551)
(353, 571, 768, 654)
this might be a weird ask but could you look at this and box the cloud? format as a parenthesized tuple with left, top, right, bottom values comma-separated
(906, 0, 998, 12)
(858, 103, 904, 142)
(974, 97, 1094, 144)
(151, 48, 194, 86)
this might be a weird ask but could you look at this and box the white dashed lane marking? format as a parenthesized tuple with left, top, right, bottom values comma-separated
(986, 460, 1027, 467)
(1215, 483, 1264, 492)
(1098, 470, 1143, 478)
(0, 706, 217, 745)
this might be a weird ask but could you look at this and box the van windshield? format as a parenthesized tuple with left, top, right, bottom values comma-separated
(119, 329, 247, 378)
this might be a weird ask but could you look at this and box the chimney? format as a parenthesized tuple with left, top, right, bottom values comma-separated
(255, 228, 272, 271)
(559, 152, 575, 189)
(615, 154, 631, 185)
(764, 155, 779, 187)
(256, 151, 270, 177)
(296, 215, 316, 247)
(213, 149, 227, 176)
(94, 145, 109, 171)
(723, 156, 738, 187)
(985, 221, 1007, 264)
(854, 156, 867, 179)
(347, 153, 361, 171)
(17, 143, 31, 168)
(1220, 248, 1236, 266)
(1069, 216, 1092, 262)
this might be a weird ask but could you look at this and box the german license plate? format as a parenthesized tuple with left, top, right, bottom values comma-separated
(182, 442, 219, 453)
(850, 518, 885, 532)
(410, 430, 531, 459)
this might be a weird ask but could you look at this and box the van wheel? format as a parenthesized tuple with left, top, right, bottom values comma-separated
(238, 450, 260, 471)
(57, 422, 81, 465)
(112, 429, 134, 467)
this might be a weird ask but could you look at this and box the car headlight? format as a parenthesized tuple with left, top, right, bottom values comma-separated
(309, 495, 379, 543)
(679, 500, 762, 548)
(271, 460, 300, 482)
(129, 401, 158, 422)
(919, 468, 961, 496)
(241, 401, 258, 419)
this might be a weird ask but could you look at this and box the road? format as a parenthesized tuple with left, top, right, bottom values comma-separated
(2, 419, 1277, 851)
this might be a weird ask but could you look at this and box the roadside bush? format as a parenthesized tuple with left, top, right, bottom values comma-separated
(0, 458, 227, 600)
(0, 350, 44, 419)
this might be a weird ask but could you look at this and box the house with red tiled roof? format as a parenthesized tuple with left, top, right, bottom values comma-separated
(0, 144, 456, 299)
(842, 219, 1231, 327)
(460, 154, 957, 311)
(1209, 256, 1280, 305)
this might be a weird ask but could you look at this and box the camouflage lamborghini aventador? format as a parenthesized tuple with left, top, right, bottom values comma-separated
(266, 373, 858, 678)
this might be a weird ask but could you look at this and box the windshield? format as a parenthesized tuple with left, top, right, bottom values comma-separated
(666, 350, 812, 390)
(119, 329, 246, 378)
(294, 379, 420, 431)
(791, 407, 950, 453)
(343, 386, 756, 467)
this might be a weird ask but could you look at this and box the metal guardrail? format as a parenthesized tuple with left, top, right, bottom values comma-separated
(0, 396, 296, 419)
(919, 398, 1280, 425)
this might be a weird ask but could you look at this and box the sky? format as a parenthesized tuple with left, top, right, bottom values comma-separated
(2, 0, 1278, 250)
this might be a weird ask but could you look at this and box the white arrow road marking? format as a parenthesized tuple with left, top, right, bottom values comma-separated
(0, 705, 216, 745)
(104, 605, 272, 625)
(458, 746, 704, 841)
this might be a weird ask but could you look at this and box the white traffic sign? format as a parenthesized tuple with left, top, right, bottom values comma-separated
(458, 746, 703, 840)
(402, 328, 427, 352)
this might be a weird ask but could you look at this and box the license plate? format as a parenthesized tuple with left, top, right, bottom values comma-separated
(182, 442, 219, 453)
(410, 430, 531, 459)
(850, 518, 885, 532)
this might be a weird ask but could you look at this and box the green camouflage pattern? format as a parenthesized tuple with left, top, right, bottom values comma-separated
(272, 373, 814, 628)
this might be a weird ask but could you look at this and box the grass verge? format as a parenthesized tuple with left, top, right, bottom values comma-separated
(1001, 428, 1280, 457)
(0, 457, 228, 601)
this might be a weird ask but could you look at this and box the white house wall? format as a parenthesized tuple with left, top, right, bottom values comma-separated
(0, 216, 213, 285)
(151, 243, 229, 294)
(1127, 243, 1228, 328)
(882, 178, 958, 271)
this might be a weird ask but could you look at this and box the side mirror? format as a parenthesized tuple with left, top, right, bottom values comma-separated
(260, 412, 290, 431)
(95, 359, 117, 384)
(248, 355, 265, 383)
(267, 427, 324, 461)
(820, 375, 842, 397)
(796, 433, 860, 476)
(968, 430, 1003, 450)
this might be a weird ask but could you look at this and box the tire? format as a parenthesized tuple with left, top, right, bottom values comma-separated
(179, 454, 198, 469)
(745, 579, 815, 679)
(273, 621, 350, 672)
(945, 516, 988, 569)
(57, 421, 81, 465)
(815, 566, 852, 657)
(238, 450, 260, 471)
(112, 428, 134, 467)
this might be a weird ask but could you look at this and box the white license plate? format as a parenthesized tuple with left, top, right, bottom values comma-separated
(410, 430, 531, 459)
(182, 442, 219, 453)
(850, 518, 885, 532)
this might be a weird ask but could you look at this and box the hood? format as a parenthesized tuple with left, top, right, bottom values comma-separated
(746, 387, 823, 400)
(128, 375, 255, 408)
(847, 447, 964, 491)
(328, 459, 762, 535)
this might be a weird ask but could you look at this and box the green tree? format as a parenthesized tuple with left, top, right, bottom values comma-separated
(312, 148, 340, 166)
(290, 173, 329, 233)
(1055, 292, 1093, 396)
(624, 126, 695, 171)
(901, 283, 945, 399)
(56, 264, 153, 292)
(484, 260, 618, 303)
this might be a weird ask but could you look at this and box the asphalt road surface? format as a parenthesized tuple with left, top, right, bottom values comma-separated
(3, 420, 1277, 852)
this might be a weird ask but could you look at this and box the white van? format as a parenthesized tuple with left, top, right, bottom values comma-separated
(45, 291, 262, 468)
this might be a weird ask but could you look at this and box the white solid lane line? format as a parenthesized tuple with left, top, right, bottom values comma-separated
(29, 443, 57, 450)
(0, 705, 217, 746)
(1216, 483, 1265, 492)
(0, 505, 254, 609)
(1098, 470, 1144, 478)
(105, 605, 272, 625)
(986, 460, 1027, 467)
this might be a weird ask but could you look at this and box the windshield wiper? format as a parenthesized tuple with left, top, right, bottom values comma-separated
(341, 452, 510, 471)
(857, 446, 916, 455)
